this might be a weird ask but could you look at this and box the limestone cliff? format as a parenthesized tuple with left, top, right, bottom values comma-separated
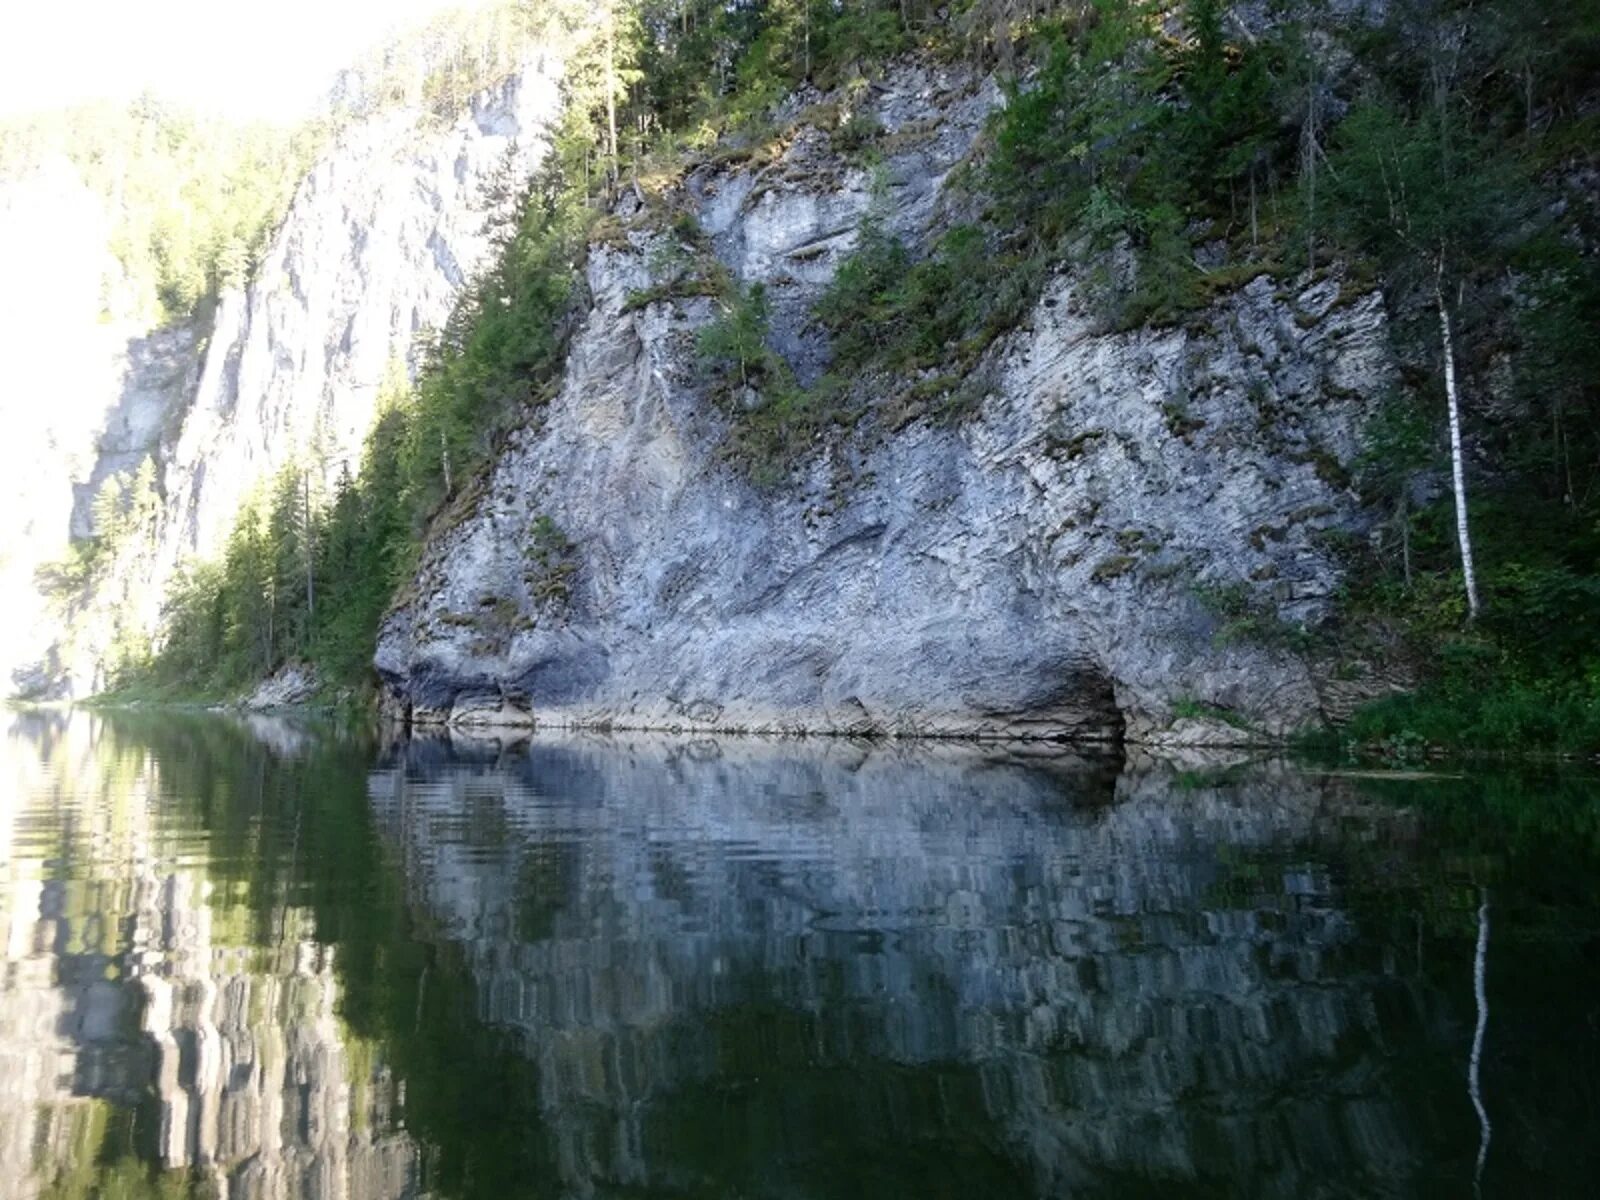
(2, 52, 563, 698)
(6, 55, 1398, 740)
(377, 64, 1393, 743)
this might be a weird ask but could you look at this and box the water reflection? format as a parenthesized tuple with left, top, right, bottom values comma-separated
(2, 711, 1597, 1198)
(0, 710, 416, 1199)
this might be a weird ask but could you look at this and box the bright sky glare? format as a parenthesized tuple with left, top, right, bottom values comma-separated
(0, 1, 495, 121)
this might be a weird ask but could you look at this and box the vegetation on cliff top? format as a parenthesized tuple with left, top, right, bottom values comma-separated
(0, 100, 318, 325)
(109, 0, 1600, 753)
(0, 2, 549, 327)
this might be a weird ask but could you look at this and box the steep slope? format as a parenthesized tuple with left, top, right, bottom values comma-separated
(5, 52, 563, 699)
(377, 64, 1391, 743)
(0, 160, 190, 698)
(162, 57, 561, 566)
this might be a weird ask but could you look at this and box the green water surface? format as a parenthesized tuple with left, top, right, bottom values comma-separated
(2, 709, 1596, 1198)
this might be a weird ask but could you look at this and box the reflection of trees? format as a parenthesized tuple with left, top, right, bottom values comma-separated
(9, 714, 1600, 1199)
(1309, 770, 1600, 1193)
(81, 712, 564, 1198)
(0, 712, 416, 1200)
(1470, 888, 1490, 1196)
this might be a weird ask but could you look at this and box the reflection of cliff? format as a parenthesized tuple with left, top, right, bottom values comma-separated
(369, 734, 1445, 1197)
(0, 712, 417, 1200)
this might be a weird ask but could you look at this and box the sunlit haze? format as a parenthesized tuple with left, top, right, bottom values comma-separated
(0, 0, 498, 121)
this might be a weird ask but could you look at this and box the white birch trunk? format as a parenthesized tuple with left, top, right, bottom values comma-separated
(1437, 272, 1481, 620)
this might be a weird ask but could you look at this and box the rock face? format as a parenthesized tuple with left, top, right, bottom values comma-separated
(242, 660, 321, 709)
(159, 57, 562, 567)
(0, 161, 192, 699)
(378, 64, 1393, 743)
(2, 53, 563, 699)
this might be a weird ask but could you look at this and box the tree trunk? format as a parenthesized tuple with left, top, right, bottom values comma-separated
(302, 472, 315, 623)
(1249, 167, 1258, 257)
(1302, 68, 1319, 273)
(1398, 491, 1412, 590)
(604, 6, 619, 189)
(1437, 268, 1481, 621)
(804, 2, 812, 79)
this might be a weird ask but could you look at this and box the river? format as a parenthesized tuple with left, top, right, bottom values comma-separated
(2, 709, 1596, 1198)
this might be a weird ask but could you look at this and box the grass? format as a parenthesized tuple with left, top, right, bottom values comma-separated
(1346, 682, 1600, 759)
(1171, 697, 1258, 733)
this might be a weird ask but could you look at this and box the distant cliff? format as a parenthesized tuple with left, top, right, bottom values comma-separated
(1, 50, 562, 699)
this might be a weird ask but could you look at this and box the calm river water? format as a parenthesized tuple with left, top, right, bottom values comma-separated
(2, 709, 1596, 1198)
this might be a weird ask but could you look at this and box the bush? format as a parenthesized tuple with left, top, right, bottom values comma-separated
(1348, 676, 1600, 756)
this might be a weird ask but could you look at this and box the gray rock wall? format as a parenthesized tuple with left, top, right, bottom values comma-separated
(379, 65, 1393, 744)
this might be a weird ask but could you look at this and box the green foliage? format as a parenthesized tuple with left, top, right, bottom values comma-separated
(813, 208, 911, 369)
(1357, 394, 1436, 496)
(628, 0, 925, 146)
(985, 0, 1298, 323)
(0, 99, 319, 324)
(1171, 695, 1256, 732)
(525, 514, 579, 606)
(1193, 581, 1314, 652)
(719, 375, 861, 487)
(38, 459, 162, 606)
(333, 1, 548, 122)
(784, 209, 1044, 456)
(697, 281, 781, 389)
(695, 276, 864, 483)
(1318, 97, 1524, 293)
(623, 225, 727, 310)
(402, 117, 593, 521)
(832, 109, 883, 157)
(1348, 674, 1600, 756)
(118, 0, 1600, 736)
(36, 1099, 210, 1200)
(812, 193, 1049, 379)
(1284, 1, 1600, 752)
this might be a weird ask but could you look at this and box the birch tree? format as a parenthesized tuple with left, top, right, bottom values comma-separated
(1323, 91, 1511, 622)
(1436, 267, 1481, 618)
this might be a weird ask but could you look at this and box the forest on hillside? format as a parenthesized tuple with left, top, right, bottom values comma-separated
(58, 0, 1600, 754)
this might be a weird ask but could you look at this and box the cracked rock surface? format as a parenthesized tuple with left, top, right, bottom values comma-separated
(379, 64, 1393, 743)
